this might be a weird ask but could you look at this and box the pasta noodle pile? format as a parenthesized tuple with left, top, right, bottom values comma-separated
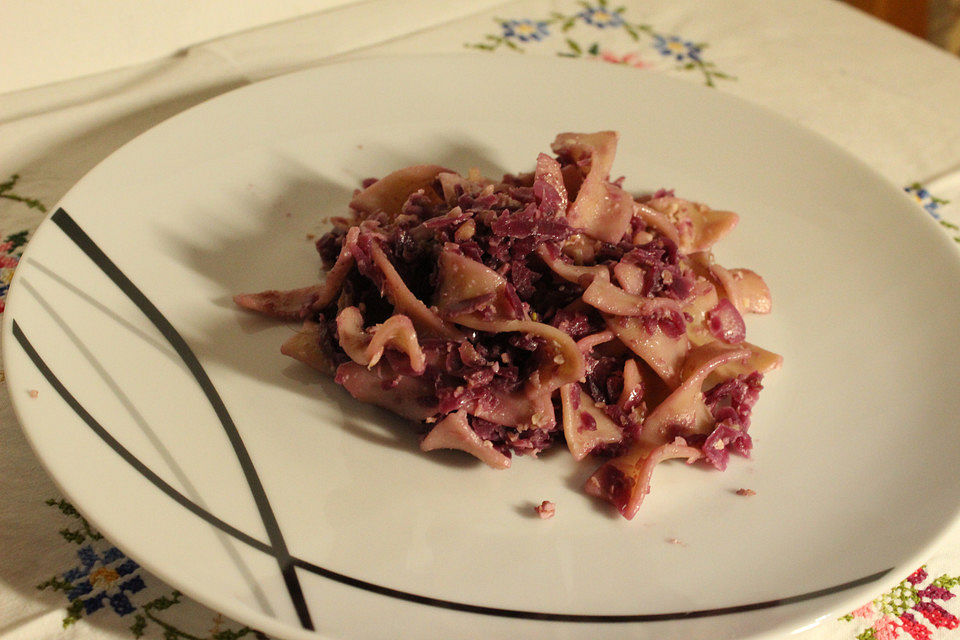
(235, 132, 781, 519)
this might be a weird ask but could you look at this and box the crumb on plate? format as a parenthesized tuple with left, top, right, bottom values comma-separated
(535, 500, 556, 519)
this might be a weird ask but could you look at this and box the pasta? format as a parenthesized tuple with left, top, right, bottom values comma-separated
(235, 132, 781, 519)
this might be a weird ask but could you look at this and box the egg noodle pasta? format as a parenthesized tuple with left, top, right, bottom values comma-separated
(235, 132, 781, 519)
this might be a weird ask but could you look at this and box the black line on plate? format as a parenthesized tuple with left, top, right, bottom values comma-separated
(11, 320, 271, 555)
(292, 558, 891, 622)
(12, 209, 893, 626)
(13, 314, 893, 623)
(15, 274, 278, 616)
(47, 208, 314, 631)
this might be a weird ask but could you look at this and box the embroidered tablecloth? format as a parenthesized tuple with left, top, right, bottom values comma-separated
(2, 1, 960, 638)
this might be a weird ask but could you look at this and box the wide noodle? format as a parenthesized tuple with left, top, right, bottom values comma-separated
(235, 132, 781, 519)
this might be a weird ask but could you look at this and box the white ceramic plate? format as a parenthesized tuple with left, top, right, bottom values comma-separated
(5, 56, 960, 640)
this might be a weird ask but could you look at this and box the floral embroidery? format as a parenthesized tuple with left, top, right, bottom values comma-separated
(0, 229, 29, 312)
(129, 592, 269, 640)
(500, 19, 550, 43)
(0, 173, 47, 213)
(652, 34, 702, 62)
(559, 39, 648, 68)
(840, 567, 960, 639)
(905, 182, 948, 219)
(599, 49, 647, 68)
(904, 182, 959, 244)
(466, 0, 733, 86)
(939, 218, 960, 243)
(0, 173, 43, 312)
(57, 545, 145, 620)
(37, 498, 269, 638)
(37, 500, 147, 626)
(577, 4, 625, 28)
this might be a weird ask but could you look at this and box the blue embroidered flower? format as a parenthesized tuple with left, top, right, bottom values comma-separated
(653, 34, 702, 62)
(500, 19, 550, 42)
(905, 183, 946, 219)
(60, 545, 146, 618)
(578, 5, 625, 28)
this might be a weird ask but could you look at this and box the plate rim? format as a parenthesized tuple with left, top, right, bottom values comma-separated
(4, 52, 960, 640)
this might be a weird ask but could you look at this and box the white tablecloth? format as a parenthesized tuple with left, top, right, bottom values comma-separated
(2, 2, 960, 638)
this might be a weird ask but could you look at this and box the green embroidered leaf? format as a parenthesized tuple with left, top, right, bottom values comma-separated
(48, 498, 76, 516)
(59, 527, 89, 544)
(36, 575, 75, 592)
(0, 175, 18, 194)
(468, 9, 734, 88)
(876, 578, 919, 617)
(5, 229, 29, 249)
(0, 174, 47, 213)
(932, 574, 960, 590)
(45, 498, 103, 541)
(212, 628, 263, 640)
(131, 614, 148, 638)
(145, 590, 184, 612)
(64, 599, 86, 626)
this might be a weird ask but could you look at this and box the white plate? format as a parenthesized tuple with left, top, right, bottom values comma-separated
(5, 55, 960, 640)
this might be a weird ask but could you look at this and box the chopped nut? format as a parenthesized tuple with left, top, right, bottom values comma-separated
(736, 488, 756, 497)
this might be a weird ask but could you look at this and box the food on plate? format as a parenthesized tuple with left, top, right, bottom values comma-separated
(235, 131, 781, 519)
(535, 501, 556, 519)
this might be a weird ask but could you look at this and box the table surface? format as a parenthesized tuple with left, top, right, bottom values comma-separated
(2, 2, 960, 639)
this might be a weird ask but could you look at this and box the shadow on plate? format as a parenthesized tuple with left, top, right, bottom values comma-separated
(173, 144, 510, 467)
